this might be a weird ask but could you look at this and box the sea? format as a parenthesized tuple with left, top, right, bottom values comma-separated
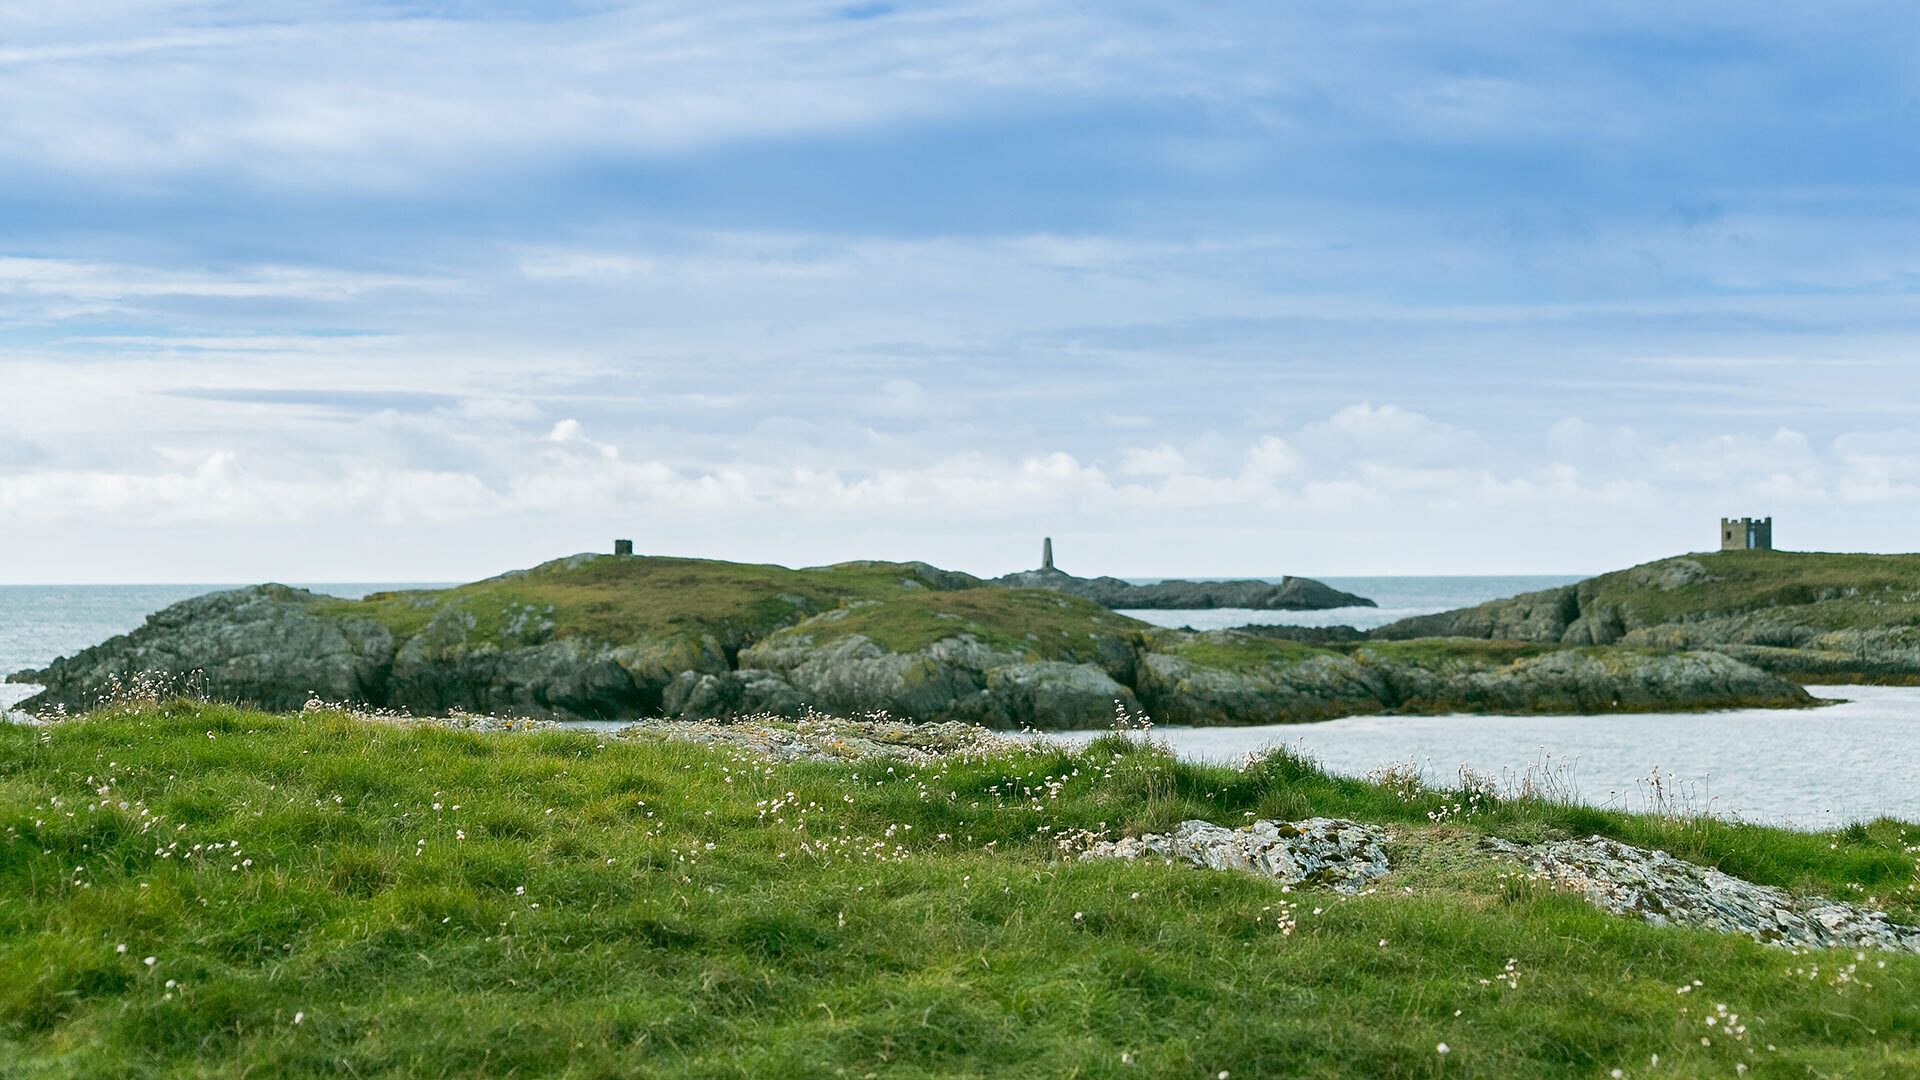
(5, 575, 1914, 828)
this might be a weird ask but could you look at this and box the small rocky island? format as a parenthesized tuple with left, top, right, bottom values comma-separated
(993, 537, 1377, 611)
(10, 547, 1811, 726)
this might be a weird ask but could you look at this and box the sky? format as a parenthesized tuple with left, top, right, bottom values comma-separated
(5, 1, 1920, 583)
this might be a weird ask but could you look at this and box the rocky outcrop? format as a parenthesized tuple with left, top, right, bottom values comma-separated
(619, 712, 1028, 764)
(995, 567, 1376, 611)
(718, 631, 1140, 729)
(1132, 642, 1814, 726)
(11, 586, 395, 713)
(1227, 623, 1370, 644)
(1372, 553, 1920, 681)
(1083, 818, 1391, 893)
(1487, 836, 1920, 953)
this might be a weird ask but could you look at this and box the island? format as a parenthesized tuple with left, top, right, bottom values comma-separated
(993, 537, 1377, 611)
(10, 550, 1808, 725)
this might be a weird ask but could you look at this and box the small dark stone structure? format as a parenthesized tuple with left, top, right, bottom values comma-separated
(614, 539, 634, 556)
(1041, 536, 1055, 571)
(1720, 517, 1772, 551)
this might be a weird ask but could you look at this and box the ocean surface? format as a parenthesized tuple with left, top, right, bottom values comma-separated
(6, 576, 1912, 828)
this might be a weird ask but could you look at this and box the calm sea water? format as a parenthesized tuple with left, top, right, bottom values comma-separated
(1045, 686, 1920, 829)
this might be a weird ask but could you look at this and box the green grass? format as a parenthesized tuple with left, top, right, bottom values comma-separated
(4, 703, 1919, 1077)
(763, 588, 1149, 661)
(316, 555, 977, 649)
(1582, 550, 1920, 632)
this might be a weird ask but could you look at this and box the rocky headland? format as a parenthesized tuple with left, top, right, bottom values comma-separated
(1371, 549, 1920, 683)
(9, 552, 1813, 726)
(994, 565, 1377, 611)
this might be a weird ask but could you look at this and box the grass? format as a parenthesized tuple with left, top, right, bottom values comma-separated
(1574, 550, 1920, 633)
(762, 588, 1149, 661)
(315, 555, 978, 650)
(4, 702, 1919, 1077)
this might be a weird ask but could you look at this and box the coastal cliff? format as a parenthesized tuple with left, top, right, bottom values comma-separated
(9, 553, 1810, 725)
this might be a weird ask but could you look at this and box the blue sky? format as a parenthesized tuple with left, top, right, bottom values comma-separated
(4, 1, 1920, 582)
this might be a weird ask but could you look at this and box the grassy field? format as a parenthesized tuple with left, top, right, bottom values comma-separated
(4, 702, 1919, 1078)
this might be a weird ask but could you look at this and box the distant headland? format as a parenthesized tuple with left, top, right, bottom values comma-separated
(990, 537, 1378, 612)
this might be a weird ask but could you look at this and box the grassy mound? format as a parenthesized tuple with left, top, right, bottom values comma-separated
(321, 554, 980, 647)
(4, 703, 1918, 1077)
(760, 587, 1148, 661)
(1578, 550, 1920, 632)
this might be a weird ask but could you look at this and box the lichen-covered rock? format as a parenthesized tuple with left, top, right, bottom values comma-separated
(618, 712, 1027, 763)
(661, 668, 808, 718)
(1486, 836, 1920, 953)
(1082, 818, 1391, 893)
(733, 631, 1137, 729)
(12, 586, 393, 713)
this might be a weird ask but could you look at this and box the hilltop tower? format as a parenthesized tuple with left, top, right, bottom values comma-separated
(1041, 536, 1055, 571)
(614, 539, 634, 556)
(1719, 517, 1772, 551)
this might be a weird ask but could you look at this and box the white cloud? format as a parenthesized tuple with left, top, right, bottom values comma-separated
(1298, 403, 1486, 469)
(1118, 445, 1186, 477)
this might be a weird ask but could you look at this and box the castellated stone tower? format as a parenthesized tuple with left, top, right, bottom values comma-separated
(1041, 536, 1055, 571)
(1720, 517, 1773, 551)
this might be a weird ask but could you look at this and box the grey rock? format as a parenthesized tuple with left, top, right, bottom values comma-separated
(1487, 835, 1920, 953)
(1224, 623, 1370, 644)
(1130, 637, 1811, 725)
(994, 568, 1377, 611)
(619, 712, 1027, 764)
(725, 631, 1138, 729)
(661, 668, 808, 718)
(13, 586, 393, 713)
(1083, 818, 1391, 893)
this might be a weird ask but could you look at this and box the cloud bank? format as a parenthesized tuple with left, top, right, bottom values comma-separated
(3, 2, 1920, 581)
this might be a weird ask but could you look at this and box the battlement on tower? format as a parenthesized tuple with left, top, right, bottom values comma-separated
(1720, 517, 1773, 551)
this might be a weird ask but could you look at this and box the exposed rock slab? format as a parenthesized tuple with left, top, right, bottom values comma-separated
(10, 586, 394, 714)
(618, 713, 1027, 764)
(1487, 835, 1920, 953)
(1082, 818, 1391, 893)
